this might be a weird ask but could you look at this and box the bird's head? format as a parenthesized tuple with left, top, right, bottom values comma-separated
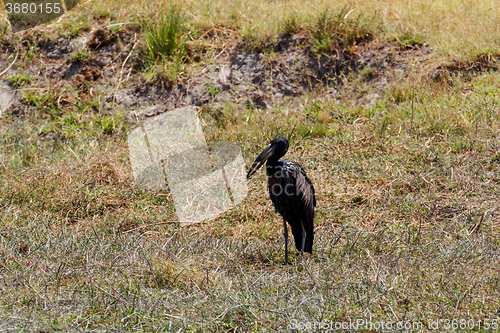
(246, 136, 289, 179)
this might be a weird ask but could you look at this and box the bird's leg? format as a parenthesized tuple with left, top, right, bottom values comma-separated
(300, 226, 306, 260)
(283, 219, 289, 265)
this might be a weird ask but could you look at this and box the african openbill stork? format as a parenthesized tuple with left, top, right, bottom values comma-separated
(247, 137, 316, 264)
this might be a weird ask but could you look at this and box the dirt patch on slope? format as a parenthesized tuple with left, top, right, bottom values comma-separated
(1, 26, 497, 120)
(430, 53, 500, 83)
(128, 32, 436, 115)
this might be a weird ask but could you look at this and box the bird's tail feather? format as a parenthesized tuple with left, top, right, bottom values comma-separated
(291, 220, 314, 253)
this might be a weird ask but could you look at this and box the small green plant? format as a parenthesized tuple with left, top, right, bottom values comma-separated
(53, 112, 83, 138)
(71, 50, 92, 62)
(208, 86, 219, 97)
(359, 66, 374, 77)
(399, 31, 425, 47)
(5, 74, 34, 87)
(63, 16, 92, 38)
(22, 88, 62, 117)
(304, 101, 323, 113)
(23, 41, 38, 63)
(94, 115, 117, 135)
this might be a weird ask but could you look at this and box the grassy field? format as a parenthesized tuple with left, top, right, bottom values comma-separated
(1, 0, 500, 331)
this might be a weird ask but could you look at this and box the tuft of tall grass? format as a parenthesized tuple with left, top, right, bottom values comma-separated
(282, 10, 300, 34)
(310, 7, 373, 54)
(141, 5, 185, 62)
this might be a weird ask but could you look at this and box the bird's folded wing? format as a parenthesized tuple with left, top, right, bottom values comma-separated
(293, 166, 316, 220)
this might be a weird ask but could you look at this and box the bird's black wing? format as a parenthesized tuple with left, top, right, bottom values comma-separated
(287, 161, 315, 253)
(292, 163, 316, 222)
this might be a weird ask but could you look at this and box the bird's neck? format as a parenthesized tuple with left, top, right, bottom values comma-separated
(265, 157, 282, 177)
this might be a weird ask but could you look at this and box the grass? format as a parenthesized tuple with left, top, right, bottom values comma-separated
(71, 50, 92, 62)
(281, 10, 299, 35)
(2, 70, 499, 330)
(0, 0, 500, 330)
(1, 0, 492, 58)
(141, 4, 185, 62)
(311, 7, 374, 54)
(4, 74, 33, 87)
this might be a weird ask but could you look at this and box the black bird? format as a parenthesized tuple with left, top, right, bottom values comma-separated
(247, 137, 316, 264)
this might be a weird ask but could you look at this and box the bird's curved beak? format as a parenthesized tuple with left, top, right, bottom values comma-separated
(247, 144, 274, 179)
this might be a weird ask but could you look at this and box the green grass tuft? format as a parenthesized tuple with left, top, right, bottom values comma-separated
(310, 7, 373, 54)
(141, 5, 186, 62)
